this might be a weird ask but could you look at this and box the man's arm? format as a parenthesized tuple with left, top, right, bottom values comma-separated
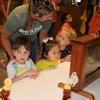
(39, 29, 48, 43)
(1, 28, 14, 60)
(1, 8, 20, 60)
(39, 21, 52, 48)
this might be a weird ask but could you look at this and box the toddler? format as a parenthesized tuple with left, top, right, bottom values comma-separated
(36, 40, 61, 71)
(56, 29, 72, 62)
(7, 36, 38, 83)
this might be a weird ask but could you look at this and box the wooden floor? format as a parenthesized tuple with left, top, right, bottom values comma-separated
(0, 66, 7, 87)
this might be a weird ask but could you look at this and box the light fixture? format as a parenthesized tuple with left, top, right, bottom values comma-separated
(64, 0, 82, 6)
(72, 0, 81, 6)
(71, 0, 81, 6)
(76, 0, 81, 3)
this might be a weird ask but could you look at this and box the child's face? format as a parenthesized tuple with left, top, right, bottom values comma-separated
(13, 46, 30, 64)
(47, 45, 60, 61)
(56, 32, 70, 47)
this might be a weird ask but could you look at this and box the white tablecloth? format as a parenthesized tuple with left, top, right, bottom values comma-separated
(9, 62, 88, 100)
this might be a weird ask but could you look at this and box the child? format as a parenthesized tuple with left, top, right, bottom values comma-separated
(7, 36, 39, 83)
(56, 29, 73, 62)
(36, 40, 61, 71)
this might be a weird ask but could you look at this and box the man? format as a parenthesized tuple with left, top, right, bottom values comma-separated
(1, 0, 54, 61)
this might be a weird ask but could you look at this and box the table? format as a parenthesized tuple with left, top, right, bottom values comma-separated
(9, 62, 88, 100)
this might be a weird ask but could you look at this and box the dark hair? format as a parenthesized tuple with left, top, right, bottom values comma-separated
(12, 36, 32, 51)
(61, 13, 71, 23)
(24, 0, 54, 29)
(42, 40, 59, 58)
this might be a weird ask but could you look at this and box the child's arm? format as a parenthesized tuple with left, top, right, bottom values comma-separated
(61, 54, 71, 62)
(12, 69, 39, 83)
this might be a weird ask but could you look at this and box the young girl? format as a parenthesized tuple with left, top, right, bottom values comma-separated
(7, 36, 39, 83)
(36, 40, 61, 71)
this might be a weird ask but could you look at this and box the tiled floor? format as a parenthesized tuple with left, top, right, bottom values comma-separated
(84, 78, 100, 100)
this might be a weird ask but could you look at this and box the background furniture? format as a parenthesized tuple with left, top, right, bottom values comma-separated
(70, 34, 100, 91)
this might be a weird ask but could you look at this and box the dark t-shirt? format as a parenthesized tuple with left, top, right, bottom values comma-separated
(60, 44, 72, 58)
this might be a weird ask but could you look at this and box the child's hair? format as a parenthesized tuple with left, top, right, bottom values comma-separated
(11, 36, 32, 51)
(42, 40, 59, 58)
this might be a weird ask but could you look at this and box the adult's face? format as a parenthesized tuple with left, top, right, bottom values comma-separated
(32, 12, 53, 22)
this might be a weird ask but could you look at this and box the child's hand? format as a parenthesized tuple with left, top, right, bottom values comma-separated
(64, 55, 71, 62)
(27, 69, 39, 78)
(29, 74, 38, 79)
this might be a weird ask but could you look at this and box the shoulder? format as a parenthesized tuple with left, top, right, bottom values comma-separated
(36, 59, 50, 71)
(8, 4, 28, 18)
(25, 58, 36, 69)
(26, 58, 33, 64)
(7, 60, 15, 66)
(7, 60, 16, 70)
(12, 4, 28, 13)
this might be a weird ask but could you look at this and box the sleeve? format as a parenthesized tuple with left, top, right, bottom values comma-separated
(4, 10, 20, 34)
(42, 21, 52, 30)
(7, 61, 16, 79)
(27, 59, 37, 70)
